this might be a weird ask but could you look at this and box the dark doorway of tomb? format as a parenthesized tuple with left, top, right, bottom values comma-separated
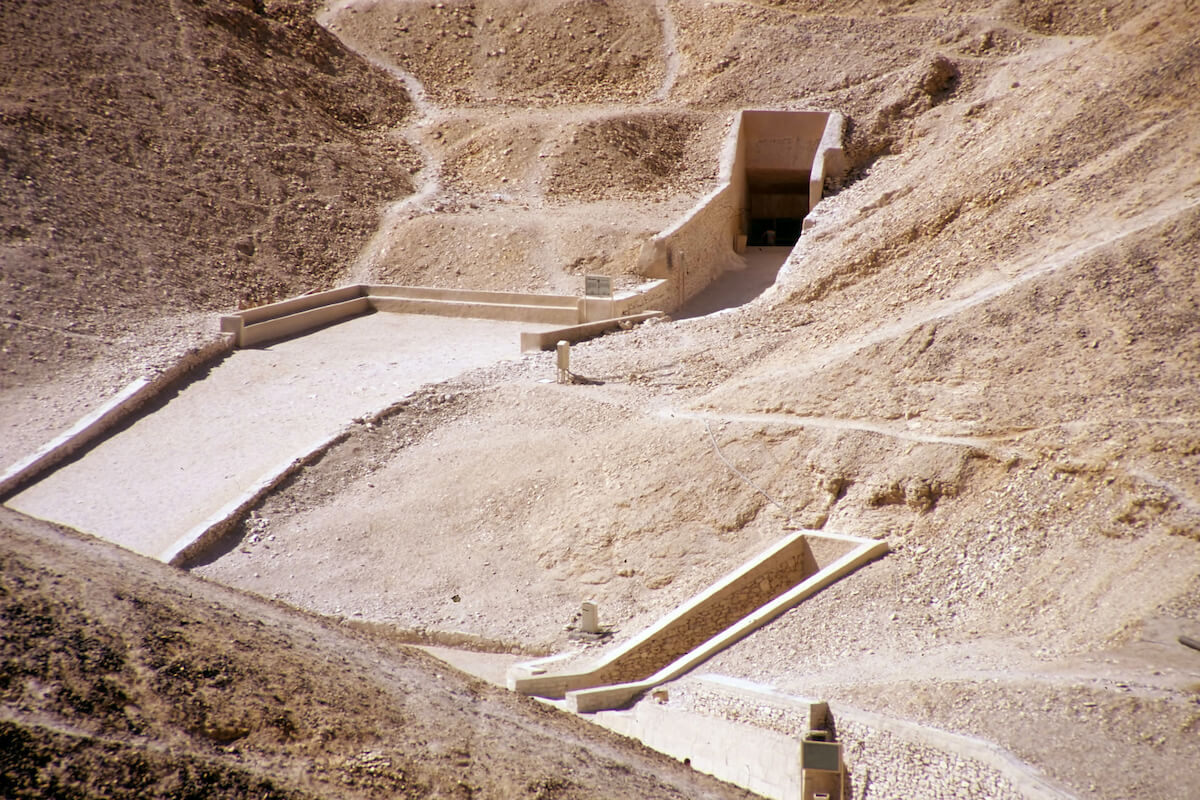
(747, 170, 809, 247)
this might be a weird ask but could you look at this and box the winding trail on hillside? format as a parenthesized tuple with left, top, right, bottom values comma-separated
(314, 0, 729, 298)
(664, 408, 1011, 454)
(651, 0, 681, 102)
(317, 1, 444, 282)
(665, 407, 1200, 533)
(769, 196, 1200, 379)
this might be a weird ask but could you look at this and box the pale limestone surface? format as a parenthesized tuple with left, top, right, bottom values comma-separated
(8, 313, 551, 560)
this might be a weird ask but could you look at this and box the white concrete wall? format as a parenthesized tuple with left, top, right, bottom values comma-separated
(636, 113, 747, 308)
(222, 284, 586, 347)
(597, 702, 803, 800)
(510, 532, 886, 713)
(633, 109, 846, 314)
(586, 684, 1076, 800)
(742, 110, 832, 178)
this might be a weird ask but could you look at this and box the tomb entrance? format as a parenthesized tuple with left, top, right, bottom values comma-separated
(739, 110, 841, 248)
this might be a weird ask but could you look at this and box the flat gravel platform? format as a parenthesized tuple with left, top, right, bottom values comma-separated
(7, 313, 545, 560)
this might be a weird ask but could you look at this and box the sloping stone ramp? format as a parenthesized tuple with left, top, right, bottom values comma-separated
(508, 529, 888, 711)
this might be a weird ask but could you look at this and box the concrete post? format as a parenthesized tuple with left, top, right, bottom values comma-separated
(556, 340, 570, 384)
(800, 734, 844, 800)
(219, 315, 246, 347)
(580, 600, 600, 633)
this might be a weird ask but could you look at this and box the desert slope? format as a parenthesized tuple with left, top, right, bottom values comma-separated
(0, 508, 754, 800)
(196, 2, 1200, 797)
(0, 0, 415, 461)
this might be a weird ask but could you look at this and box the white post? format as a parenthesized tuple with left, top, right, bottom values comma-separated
(580, 600, 599, 633)
(556, 340, 570, 384)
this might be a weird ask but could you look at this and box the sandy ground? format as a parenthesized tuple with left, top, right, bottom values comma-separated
(191, 3, 1200, 792)
(413, 645, 524, 687)
(7, 312, 549, 560)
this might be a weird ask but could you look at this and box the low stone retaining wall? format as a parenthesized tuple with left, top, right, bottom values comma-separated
(519, 311, 665, 352)
(219, 284, 588, 347)
(162, 426, 351, 567)
(613, 279, 672, 317)
(590, 537, 814, 688)
(368, 285, 583, 325)
(587, 675, 1076, 800)
(219, 285, 368, 347)
(809, 113, 847, 207)
(638, 180, 745, 308)
(592, 675, 827, 798)
(219, 110, 848, 352)
(636, 109, 847, 312)
(596, 697, 807, 800)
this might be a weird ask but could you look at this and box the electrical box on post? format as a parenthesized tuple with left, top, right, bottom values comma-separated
(799, 731, 843, 800)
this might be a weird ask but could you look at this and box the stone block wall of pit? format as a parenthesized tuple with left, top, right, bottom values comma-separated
(836, 718, 1032, 800)
(590, 537, 815, 687)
